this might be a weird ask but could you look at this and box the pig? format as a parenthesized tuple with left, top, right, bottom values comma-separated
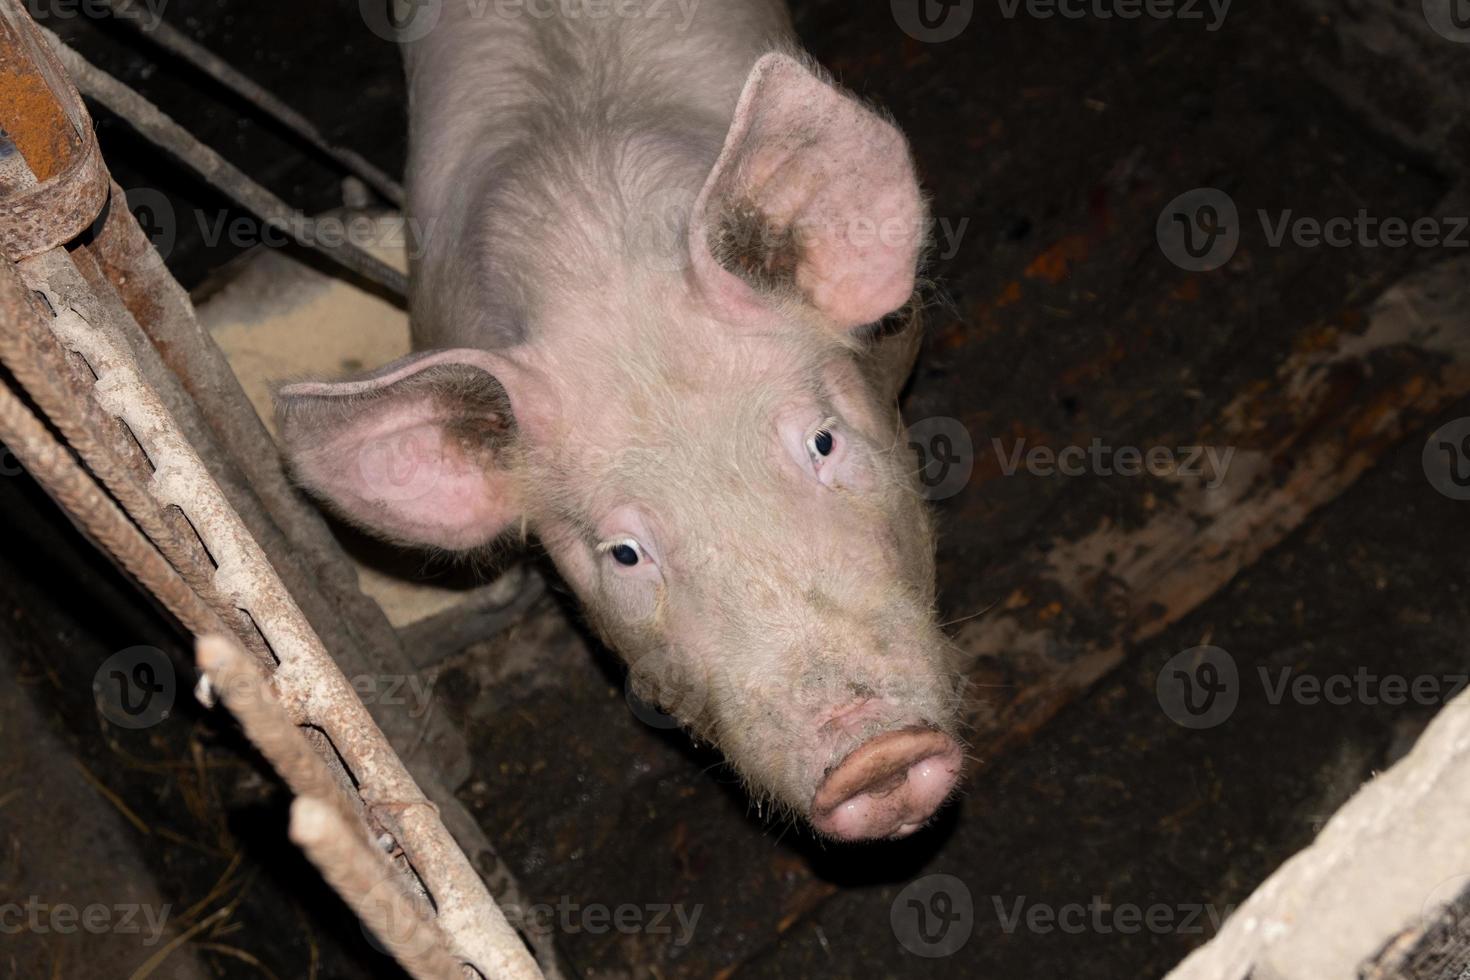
(276, 0, 966, 841)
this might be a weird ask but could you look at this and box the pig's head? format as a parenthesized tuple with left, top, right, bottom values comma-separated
(277, 54, 965, 841)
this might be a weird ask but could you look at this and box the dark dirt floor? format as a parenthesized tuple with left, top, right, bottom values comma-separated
(5, 0, 1470, 977)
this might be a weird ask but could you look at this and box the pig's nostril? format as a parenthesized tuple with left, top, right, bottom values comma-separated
(810, 728, 963, 841)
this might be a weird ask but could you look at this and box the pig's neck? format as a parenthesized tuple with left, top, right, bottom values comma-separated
(409, 120, 726, 351)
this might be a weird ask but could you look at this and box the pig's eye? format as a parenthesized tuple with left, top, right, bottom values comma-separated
(600, 539, 644, 567)
(806, 419, 838, 463)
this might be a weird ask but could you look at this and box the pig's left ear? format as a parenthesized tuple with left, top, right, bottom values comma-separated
(274, 350, 534, 552)
(690, 53, 927, 331)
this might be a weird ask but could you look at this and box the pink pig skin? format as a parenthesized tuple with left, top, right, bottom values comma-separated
(277, 0, 964, 841)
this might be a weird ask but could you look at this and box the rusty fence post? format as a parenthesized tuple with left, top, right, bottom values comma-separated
(0, 2, 557, 977)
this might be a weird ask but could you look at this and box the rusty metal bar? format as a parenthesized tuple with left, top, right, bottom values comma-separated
(0, 255, 271, 660)
(292, 798, 466, 980)
(37, 26, 408, 300)
(199, 636, 464, 980)
(23, 248, 541, 980)
(0, 361, 230, 642)
(75, 171, 571, 977)
(75, 176, 480, 780)
(47, 25, 563, 972)
(68, 191, 482, 789)
(48, 24, 561, 966)
(0, 5, 106, 259)
(0, 3, 553, 976)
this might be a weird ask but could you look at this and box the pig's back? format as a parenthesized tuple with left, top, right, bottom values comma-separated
(403, 0, 794, 350)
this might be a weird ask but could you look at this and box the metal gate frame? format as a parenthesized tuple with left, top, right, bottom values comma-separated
(0, 3, 557, 976)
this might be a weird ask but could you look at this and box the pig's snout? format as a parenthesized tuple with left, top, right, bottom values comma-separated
(810, 728, 963, 841)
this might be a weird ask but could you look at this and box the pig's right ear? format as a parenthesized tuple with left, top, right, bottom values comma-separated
(275, 350, 529, 552)
(690, 53, 927, 331)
